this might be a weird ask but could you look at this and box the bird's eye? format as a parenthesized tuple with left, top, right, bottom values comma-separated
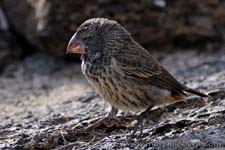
(83, 26, 88, 31)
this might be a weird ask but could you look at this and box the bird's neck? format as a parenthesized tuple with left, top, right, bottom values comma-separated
(81, 54, 88, 62)
(82, 51, 104, 64)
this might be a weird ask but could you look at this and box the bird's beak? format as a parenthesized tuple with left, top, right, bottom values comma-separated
(66, 33, 85, 54)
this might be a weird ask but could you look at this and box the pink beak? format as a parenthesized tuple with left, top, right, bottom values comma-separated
(66, 33, 85, 54)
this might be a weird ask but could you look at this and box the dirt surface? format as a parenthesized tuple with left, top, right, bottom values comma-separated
(0, 49, 225, 150)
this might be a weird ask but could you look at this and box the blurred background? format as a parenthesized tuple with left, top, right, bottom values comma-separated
(0, 0, 225, 149)
(1, 0, 225, 66)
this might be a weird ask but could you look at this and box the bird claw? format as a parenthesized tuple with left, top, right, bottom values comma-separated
(130, 119, 144, 138)
(71, 118, 109, 137)
(130, 106, 153, 138)
(85, 117, 109, 131)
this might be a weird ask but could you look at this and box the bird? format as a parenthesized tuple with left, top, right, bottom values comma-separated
(66, 18, 208, 134)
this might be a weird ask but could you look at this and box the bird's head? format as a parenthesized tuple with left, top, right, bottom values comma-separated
(66, 18, 132, 62)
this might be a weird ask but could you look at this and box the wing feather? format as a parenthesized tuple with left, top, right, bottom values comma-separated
(113, 45, 186, 96)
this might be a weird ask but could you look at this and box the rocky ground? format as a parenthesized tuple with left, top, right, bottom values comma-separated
(0, 0, 225, 149)
(0, 49, 225, 150)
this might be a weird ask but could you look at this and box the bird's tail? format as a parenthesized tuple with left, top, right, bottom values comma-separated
(183, 87, 209, 98)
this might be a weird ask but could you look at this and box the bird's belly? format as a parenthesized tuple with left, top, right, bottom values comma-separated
(88, 77, 152, 111)
(82, 65, 151, 111)
(82, 62, 179, 112)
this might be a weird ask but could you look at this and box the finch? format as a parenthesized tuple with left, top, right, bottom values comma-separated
(66, 18, 208, 131)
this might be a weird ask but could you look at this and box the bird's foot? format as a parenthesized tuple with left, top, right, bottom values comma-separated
(85, 117, 109, 131)
(85, 107, 118, 131)
(130, 106, 152, 137)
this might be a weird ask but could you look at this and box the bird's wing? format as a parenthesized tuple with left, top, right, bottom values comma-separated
(114, 47, 186, 95)
(123, 65, 186, 95)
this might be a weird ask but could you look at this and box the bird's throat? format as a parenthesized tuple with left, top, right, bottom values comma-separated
(81, 54, 88, 61)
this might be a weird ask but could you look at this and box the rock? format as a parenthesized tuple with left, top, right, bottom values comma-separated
(1, 0, 225, 57)
(0, 6, 22, 71)
(166, 0, 225, 48)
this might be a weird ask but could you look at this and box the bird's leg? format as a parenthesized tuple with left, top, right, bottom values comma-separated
(107, 106, 119, 117)
(85, 106, 118, 131)
(131, 106, 153, 137)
